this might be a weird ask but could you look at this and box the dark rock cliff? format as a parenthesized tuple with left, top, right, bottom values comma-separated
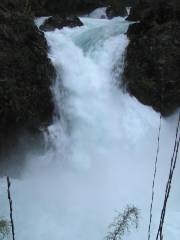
(123, 0, 180, 116)
(0, 8, 55, 158)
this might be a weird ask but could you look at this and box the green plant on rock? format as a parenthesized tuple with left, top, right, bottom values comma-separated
(0, 219, 10, 240)
(105, 205, 139, 240)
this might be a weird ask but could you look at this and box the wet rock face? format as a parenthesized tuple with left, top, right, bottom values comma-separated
(0, 9, 55, 152)
(123, 0, 180, 116)
(40, 15, 83, 32)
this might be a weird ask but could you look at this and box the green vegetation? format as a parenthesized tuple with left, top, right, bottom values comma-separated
(0, 219, 10, 240)
(105, 205, 139, 240)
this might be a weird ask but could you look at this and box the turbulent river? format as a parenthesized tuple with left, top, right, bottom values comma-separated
(0, 8, 180, 240)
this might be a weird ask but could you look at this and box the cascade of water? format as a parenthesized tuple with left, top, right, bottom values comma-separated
(0, 11, 179, 240)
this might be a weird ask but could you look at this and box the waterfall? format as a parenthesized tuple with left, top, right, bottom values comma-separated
(0, 11, 180, 240)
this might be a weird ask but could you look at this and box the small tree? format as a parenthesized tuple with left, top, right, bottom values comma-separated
(105, 205, 139, 240)
(0, 219, 10, 240)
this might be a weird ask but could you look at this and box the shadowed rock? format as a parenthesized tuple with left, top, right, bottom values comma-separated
(40, 15, 83, 32)
(0, 9, 55, 155)
(123, 0, 180, 116)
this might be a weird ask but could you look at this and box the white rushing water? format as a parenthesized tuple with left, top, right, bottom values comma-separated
(1, 10, 180, 240)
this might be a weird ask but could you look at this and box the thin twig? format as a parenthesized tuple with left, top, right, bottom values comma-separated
(7, 177, 15, 240)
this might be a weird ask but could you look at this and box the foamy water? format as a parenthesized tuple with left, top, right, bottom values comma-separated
(0, 10, 180, 240)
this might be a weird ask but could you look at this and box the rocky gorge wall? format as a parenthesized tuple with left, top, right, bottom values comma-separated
(0, 2, 55, 164)
(123, 0, 180, 116)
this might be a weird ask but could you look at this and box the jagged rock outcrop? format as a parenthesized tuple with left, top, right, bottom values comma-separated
(123, 0, 180, 116)
(0, 9, 55, 155)
(40, 15, 83, 32)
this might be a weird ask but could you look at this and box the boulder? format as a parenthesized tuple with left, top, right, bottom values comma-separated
(40, 15, 83, 32)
